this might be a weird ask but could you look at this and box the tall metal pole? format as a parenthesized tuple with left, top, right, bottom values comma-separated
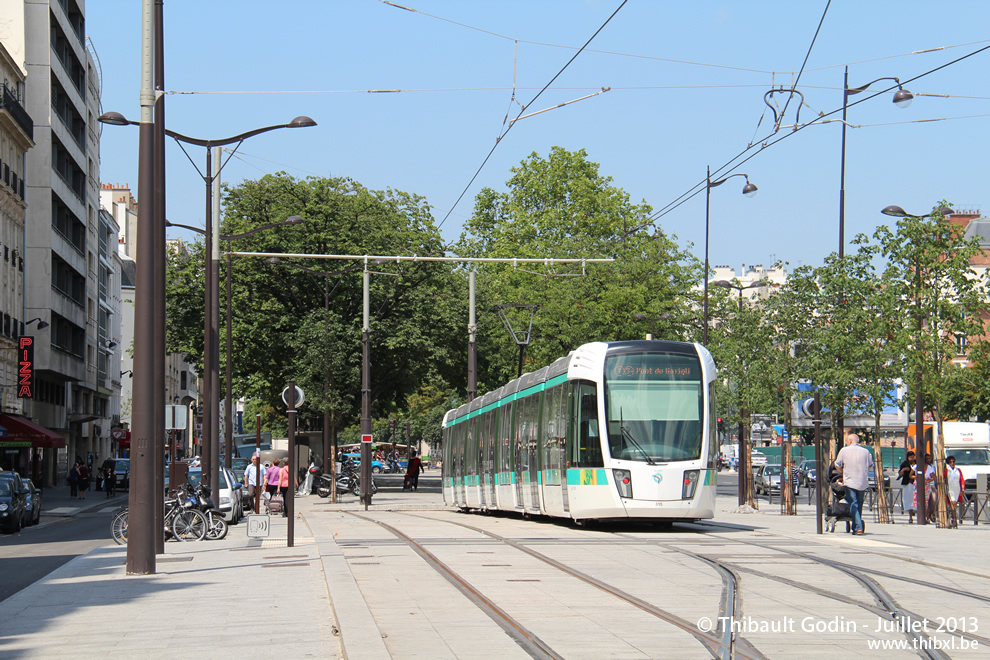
(200, 146, 213, 491)
(814, 391, 823, 534)
(127, 0, 156, 575)
(360, 267, 372, 508)
(287, 380, 296, 547)
(704, 166, 711, 346)
(467, 271, 477, 401)
(839, 66, 849, 260)
(225, 242, 233, 470)
(152, 0, 166, 555)
(254, 414, 261, 514)
(210, 147, 222, 480)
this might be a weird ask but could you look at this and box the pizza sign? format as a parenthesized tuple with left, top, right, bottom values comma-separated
(17, 337, 34, 398)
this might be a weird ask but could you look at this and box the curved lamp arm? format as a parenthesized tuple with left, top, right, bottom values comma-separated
(98, 112, 317, 147)
(709, 173, 758, 197)
(846, 77, 913, 108)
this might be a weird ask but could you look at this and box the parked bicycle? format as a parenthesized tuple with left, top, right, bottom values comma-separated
(110, 489, 208, 545)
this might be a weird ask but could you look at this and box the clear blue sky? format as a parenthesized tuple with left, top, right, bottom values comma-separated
(88, 1, 990, 273)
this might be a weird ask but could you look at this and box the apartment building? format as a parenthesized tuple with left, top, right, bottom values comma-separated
(0, 0, 121, 485)
(101, 183, 200, 459)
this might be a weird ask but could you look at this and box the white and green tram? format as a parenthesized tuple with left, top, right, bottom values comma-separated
(442, 341, 718, 523)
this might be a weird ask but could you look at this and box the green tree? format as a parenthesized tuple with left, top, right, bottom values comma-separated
(456, 147, 701, 387)
(166, 173, 468, 450)
(877, 202, 987, 527)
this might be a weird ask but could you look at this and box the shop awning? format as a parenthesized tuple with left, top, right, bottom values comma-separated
(0, 415, 66, 449)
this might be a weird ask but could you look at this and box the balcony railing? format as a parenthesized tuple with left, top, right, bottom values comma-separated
(1, 85, 34, 141)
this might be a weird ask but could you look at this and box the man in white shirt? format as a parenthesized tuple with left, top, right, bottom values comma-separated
(243, 454, 267, 511)
(834, 432, 874, 535)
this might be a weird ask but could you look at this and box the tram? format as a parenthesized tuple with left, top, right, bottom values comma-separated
(442, 340, 718, 523)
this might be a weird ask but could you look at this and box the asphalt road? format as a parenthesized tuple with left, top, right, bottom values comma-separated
(0, 507, 119, 602)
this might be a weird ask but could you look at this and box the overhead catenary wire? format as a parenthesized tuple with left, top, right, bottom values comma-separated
(773, 0, 831, 132)
(435, 0, 629, 233)
(649, 41, 990, 226)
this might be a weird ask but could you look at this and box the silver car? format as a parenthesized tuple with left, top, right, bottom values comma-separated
(754, 464, 800, 496)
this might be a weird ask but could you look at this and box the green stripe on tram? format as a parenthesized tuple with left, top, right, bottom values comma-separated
(443, 373, 570, 427)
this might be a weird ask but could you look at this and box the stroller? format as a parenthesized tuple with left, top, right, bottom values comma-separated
(824, 464, 863, 533)
(264, 491, 284, 515)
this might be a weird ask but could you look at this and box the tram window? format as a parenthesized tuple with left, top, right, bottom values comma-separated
(573, 382, 603, 468)
(707, 382, 718, 468)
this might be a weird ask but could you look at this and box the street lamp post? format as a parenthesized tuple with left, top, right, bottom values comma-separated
(880, 204, 952, 526)
(839, 69, 912, 257)
(713, 279, 764, 508)
(165, 216, 307, 475)
(705, 168, 757, 345)
(98, 111, 316, 490)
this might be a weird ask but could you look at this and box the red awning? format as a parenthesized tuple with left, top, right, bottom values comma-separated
(0, 415, 66, 449)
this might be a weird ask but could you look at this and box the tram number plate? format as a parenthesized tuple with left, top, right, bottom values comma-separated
(247, 514, 271, 538)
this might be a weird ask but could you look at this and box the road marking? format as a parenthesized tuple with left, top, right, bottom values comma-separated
(45, 507, 80, 515)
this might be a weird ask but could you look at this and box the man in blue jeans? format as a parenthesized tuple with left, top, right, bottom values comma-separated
(834, 432, 874, 535)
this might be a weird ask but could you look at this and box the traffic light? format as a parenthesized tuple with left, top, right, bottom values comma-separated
(405, 421, 412, 439)
(389, 418, 396, 437)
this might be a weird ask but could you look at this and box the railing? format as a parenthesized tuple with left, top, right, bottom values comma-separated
(1, 84, 34, 141)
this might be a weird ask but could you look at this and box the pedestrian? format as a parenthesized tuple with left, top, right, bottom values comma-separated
(243, 454, 266, 510)
(277, 460, 297, 517)
(899, 450, 916, 523)
(944, 455, 965, 527)
(77, 462, 91, 499)
(833, 432, 874, 535)
(266, 459, 282, 498)
(404, 451, 424, 491)
(68, 462, 79, 498)
(923, 454, 937, 523)
(103, 462, 116, 498)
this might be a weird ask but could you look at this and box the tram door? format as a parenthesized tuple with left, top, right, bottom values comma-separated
(513, 400, 526, 509)
(484, 413, 497, 507)
(527, 394, 542, 512)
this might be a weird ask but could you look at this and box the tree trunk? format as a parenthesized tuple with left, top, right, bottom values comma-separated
(873, 412, 890, 524)
(933, 417, 953, 528)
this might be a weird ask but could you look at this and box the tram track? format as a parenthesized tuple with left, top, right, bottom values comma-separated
(399, 512, 765, 660)
(686, 523, 990, 656)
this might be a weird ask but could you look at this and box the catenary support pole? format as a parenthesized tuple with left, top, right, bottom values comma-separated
(287, 381, 296, 547)
(361, 267, 372, 508)
(152, 0, 166, 555)
(468, 271, 477, 402)
(127, 0, 157, 575)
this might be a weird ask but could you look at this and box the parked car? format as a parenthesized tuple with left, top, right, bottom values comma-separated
(342, 452, 386, 473)
(229, 458, 253, 510)
(750, 450, 768, 467)
(114, 458, 131, 490)
(797, 459, 818, 487)
(754, 464, 800, 496)
(23, 478, 42, 526)
(165, 465, 244, 524)
(0, 473, 27, 533)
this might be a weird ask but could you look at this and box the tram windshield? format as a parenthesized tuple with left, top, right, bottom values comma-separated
(604, 351, 704, 463)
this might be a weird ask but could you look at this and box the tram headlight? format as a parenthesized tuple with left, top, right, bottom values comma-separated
(682, 470, 700, 500)
(612, 469, 633, 499)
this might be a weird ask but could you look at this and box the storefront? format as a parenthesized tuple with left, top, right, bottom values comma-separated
(0, 414, 66, 484)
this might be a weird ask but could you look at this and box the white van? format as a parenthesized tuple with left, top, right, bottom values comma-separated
(940, 422, 990, 492)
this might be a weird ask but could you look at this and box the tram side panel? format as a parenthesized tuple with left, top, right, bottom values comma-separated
(495, 400, 517, 512)
(540, 382, 568, 518)
(563, 380, 616, 520)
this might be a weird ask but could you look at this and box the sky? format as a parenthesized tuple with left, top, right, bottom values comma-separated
(87, 1, 990, 275)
